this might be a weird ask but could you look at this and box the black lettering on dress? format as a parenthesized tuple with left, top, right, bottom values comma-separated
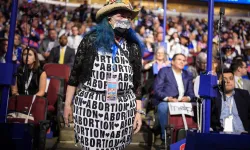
(83, 117, 88, 126)
(105, 103, 109, 111)
(118, 73, 123, 81)
(85, 137, 89, 146)
(98, 101, 104, 110)
(104, 113, 109, 120)
(96, 139, 102, 148)
(100, 55, 105, 63)
(110, 113, 115, 121)
(100, 71, 105, 80)
(89, 117, 94, 127)
(115, 57, 120, 63)
(78, 115, 82, 125)
(98, 80, 103, 89)
(121, 112, 126, 120)
(124, 74, 128, 81)
(107, 64, 112, 71)
(100, 63, 106, 71)
(89, 91, 94, 100)
(77, 124, 80, 133)
(120, 57, 125, 64)
(90, 138, 95, 147)
(118, 65, 124, 72)
(81, 126, 84, 135)
(116, 113, 120, 120)
(74, 105, 78, 114)
(92, 101, 97, 109)
(92, 79, 97, 88)
(109, 140, 113, 147)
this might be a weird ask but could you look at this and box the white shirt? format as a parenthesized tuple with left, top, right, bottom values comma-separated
(172, 68, 185, 100)
(67, 35, 82, 54)
(60, 46, 67, 55)
(47, 41, 56, 52)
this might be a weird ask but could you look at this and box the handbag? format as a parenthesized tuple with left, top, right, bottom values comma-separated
(7, 95, 36, 123)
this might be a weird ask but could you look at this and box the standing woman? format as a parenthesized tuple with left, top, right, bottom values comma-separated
(11, 47, 47, 97)
(63, 0, 143, 149)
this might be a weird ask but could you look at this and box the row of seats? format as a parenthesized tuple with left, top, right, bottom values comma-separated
(4, 63, 71, 150)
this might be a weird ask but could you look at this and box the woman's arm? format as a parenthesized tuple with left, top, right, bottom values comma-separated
(136, 100, 142, 111)
(65, 85, 76, 107)
(63, 85, 76, 125)
(36, 71, 47, 97)
(11, 77, 19, 96)
(144, 60, 155, 70)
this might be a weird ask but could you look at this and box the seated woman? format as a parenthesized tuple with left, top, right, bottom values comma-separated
(142, 46, 170, 108)
(11, 47, 47, 97)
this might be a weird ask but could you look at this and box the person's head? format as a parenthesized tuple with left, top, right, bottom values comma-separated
(196, 52, 207, 71)
(21, 23, 31, 34)
(227, 37, 234, 46)
(180, 35, 189, 45)
(48, 29, 57, 41)
(107, 9, 132, 37)
(202, 34, 208, 42)
(71, 25, 79, 36)
(96, 0, 139, 37)
(21, 48, 40, 69)
(219, 69, 235, 94)
(14, 34, 21, 47)
(156, 32, 163, 42)
(230, 59, 248, 76)
(171, 53, 186, 71)
(154, 46, 167, 61)
(96, 0, 139, 22)
(59, 34, 68, 47)
(0, 38, 8, 54)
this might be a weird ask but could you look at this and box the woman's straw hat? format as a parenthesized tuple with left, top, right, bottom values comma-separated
(96, 0, 140, 22)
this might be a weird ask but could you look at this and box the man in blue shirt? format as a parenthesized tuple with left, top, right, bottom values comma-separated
(211, 69, 250, 134)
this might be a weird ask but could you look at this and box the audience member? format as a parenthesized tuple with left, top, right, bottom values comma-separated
(230, 59, 250, 93)
(11, 48, 47, 96)
(38, 29, 59, 60)
(67, 25, 82, 53)
(48, 34, 75, 68)
(153, 53, 194, 145)
(187, 52, 207, 81)
(211, 69, 250, 134)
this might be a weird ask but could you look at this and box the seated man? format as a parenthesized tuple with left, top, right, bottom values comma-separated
(211, 69, 250, 134)
(48, 34, 75, 68)
(154, 53, 195, 144)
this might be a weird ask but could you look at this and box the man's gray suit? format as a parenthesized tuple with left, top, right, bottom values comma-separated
(243, 78, 250, 94)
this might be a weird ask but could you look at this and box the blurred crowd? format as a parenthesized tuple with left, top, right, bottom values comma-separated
(0, 0, 250, 95)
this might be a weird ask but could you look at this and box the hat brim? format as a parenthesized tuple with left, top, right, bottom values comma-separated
(96, 3, 139, 22)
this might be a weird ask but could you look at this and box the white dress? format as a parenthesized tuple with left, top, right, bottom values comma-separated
(73, 41, 136, 150)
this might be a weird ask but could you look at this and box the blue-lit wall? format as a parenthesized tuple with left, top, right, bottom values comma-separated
(201, 0, 250, 4)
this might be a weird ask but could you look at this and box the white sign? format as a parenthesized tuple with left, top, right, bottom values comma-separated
(168, 102, 194, 116)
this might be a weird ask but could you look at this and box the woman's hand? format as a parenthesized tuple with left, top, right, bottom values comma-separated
(133, 112, 142, 134)
(63, 104, 73, 127)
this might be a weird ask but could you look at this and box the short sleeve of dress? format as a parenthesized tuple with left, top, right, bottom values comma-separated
(67, 38, 86, 87)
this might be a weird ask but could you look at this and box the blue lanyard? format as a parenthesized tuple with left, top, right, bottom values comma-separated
(111, 39, 124, 64)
